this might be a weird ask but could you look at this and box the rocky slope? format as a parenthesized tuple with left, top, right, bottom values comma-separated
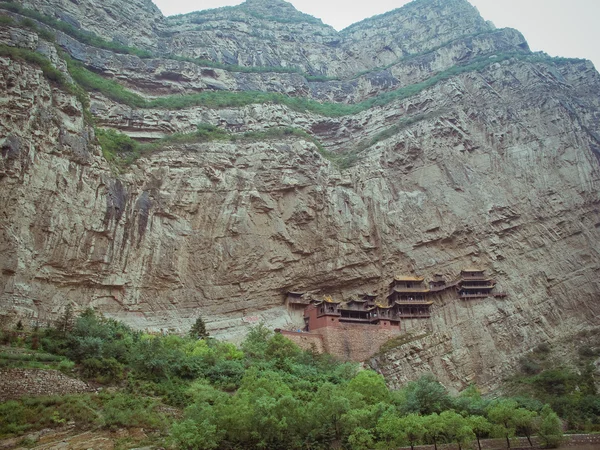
(1, 0, 599, 390)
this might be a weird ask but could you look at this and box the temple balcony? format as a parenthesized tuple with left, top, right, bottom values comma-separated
(339, 317, 380, 324)
(459, 293, 491, 299)
(398, 312, 431, 318)
(395, 299, 433, 305)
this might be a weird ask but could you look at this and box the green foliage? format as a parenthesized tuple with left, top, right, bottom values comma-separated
(240, 323, 273, 359)
(99, 392, 168, 430)
(14, 310, 583, 449)
(487, 399, 539, 447)
(400, 373, 452, 415)
(95, 128, 139, 163)
(63, 50, 585, 120)
(537, 404, 564, 448)
(69, 63, 146, 107)
(81, 357, 124, 384)
(0, 13, 14, 24)
(55, 304, 74, 335)
(345, 370, 390, 406)
(0, 44, 67, 86)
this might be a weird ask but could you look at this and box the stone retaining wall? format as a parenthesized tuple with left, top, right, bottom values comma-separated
(279, 330, 325, 353)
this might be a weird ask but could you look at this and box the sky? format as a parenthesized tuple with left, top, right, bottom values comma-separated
(152, 0, 600, 70)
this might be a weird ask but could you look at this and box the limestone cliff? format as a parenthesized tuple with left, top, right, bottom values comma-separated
(1, 0, 599, 391)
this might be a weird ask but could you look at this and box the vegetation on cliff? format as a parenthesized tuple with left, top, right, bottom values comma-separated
(95, 125, 337, 169)
(2, 311, 592, 449)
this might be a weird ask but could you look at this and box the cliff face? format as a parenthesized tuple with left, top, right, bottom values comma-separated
(1, 0, 600, 391)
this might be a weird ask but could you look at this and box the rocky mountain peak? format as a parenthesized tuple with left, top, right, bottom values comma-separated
(239, 0, 326, 25)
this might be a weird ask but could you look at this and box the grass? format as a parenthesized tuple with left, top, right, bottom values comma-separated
(63, 52, 586, 119)
(95, 125, 338, 168)
(0, 350, 75, 372)
(0, 44, 67, 86)
(0, 45, 93, 123)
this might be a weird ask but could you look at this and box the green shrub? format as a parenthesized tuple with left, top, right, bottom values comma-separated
(95, 128, 139, 162)
(81, 357, 124, 384)
(0, 44, 66, 86)
(99, 393, 168, 430)
(0, 13, 14, 25)
(69, 63, 146, 107)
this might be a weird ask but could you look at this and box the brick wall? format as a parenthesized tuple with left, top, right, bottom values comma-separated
(280, 330, 325, 353)
(279, 324, 400, 361)
(315, 324, 401, 361)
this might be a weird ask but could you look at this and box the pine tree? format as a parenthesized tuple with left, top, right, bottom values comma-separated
(189, 316, 209, 339)
(56, 304, 74, 335)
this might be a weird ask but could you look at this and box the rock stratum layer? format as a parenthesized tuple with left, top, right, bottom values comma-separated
(1, 0, 600, 391)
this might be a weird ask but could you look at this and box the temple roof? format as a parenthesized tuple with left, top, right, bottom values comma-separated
(287, 291, 305, 296)
(375, 304, 393, 309)
(323, 295, 341, 304)
(462, 267, 485, 273)
(394, 275, 424, 281)
(390, 286, 430, 293)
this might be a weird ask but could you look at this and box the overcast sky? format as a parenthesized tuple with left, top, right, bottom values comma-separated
(152, 0, 599, 70)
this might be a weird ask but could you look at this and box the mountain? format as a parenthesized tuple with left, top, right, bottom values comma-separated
(1, 0, 599, 390)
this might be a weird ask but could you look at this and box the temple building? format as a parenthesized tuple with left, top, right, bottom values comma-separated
(304, 294, 400, 331)
(429, 273, 448, 291)
(457, 268, 496, 299)
(387, 276, 433, 318)
(304, 296, 341, 331)
(298, 269, 505, 332)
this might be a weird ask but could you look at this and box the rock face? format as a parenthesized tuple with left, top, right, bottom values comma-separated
(1, 0, 600, 390)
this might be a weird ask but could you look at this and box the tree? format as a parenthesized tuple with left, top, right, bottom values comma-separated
(513, 408, 538, 447)
(468, 415, 492, 450)
(376, 410, 406, 449)
(401, 374, 451, 415)
(399, 413, 426, 450)
(345, 370, 390, 406)
(347, 427, 374, 450)
(312, 383, 350, 440)
(440, 410, 474, 450)
(487, 400, 518, 448)
(241, 323, 272, 358)
(56, 304, 74, 335)
(423, 413, 444, 450)
(189, 316, 209, 340)
(537, 405, 563, 448)
(453, 385, 489, 416)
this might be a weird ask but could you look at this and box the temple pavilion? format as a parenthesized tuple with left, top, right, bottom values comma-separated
(304, 294, 400, 331)
(297, 268, 505, 331)
(457, 268, 496, 299)
(386, 275, 433, 318)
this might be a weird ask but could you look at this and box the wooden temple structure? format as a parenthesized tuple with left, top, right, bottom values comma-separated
(457, 268, 506, 299)
(294, 268, 506, 331)
(387, 276, 434, 318)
